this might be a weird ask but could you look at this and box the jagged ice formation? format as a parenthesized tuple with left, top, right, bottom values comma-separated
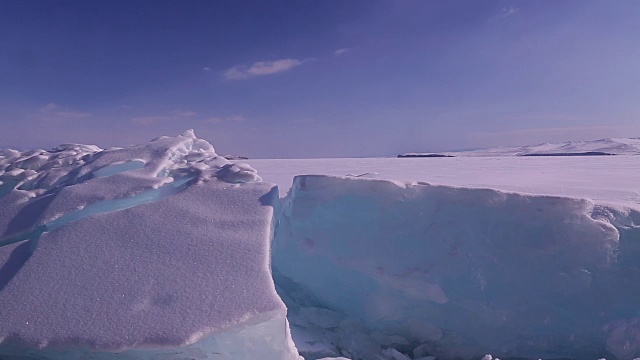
(1, 131, 639, 360)
(273, 175, 640, 360)
(0, 130, 298, 360)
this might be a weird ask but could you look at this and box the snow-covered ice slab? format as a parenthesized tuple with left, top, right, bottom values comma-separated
(273, 175, 640, 360)
(244, 156, 640, 209)
(0, 131, 298, 359)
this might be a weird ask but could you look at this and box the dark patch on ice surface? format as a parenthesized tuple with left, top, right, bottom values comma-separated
(259, 185, 279, 207)
(0, 242, 32, 291)
(3, 194, 56, 239)
(153, 293, 177, 308)
(0, 178, 20, 199)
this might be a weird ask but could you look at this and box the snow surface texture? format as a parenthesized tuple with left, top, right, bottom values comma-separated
(400, 137, 640, 157)
(273, 175, 640, 360)
(2, 131, 639, 360)
(244, 156, 640, 211)
(0, 130, 299, 359)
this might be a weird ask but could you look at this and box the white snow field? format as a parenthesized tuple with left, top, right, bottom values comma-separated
(1, 132, 639, 360)
(244, 155, 640, 210)
(0, 131, 299, 360)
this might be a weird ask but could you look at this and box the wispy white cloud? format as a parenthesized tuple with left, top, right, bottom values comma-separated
(39, 103, 92, 121)
(55, 111, 92, 119)
(129, 110, 198, 125)
(334, 48, 350, 56)
(130, 110, 199, 125)
(488, 6, 519, 22)
(227, 115, 245, 122)
(130, 116, 169, 125)
(203, 117, 223, 124)
(203, 115, 245, 124)
(176, 110, 198, 117)
(223, 58, 311, 80)
(40, 103, 60, 112)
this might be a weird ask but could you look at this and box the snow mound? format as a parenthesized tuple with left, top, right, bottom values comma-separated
(273, 175, 640, 360)
(0, 129, 260, 197)
(0, 131, 298, 359)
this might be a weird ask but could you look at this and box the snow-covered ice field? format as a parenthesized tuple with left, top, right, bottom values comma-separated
(247, 154, 640, 360)
(1, 132, 639, 360)
(246, 156, 640, 210)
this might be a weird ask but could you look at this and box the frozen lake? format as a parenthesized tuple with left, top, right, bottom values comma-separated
(246, 155, 640, 209)
(2, 132, 639, 359)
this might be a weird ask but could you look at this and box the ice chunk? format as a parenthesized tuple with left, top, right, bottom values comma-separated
(0, 132, 297, 359)
(0, 129, 261, 200)
(0, 130, 263, 245)
(273, 175, 640, 360)
(216, 163, 263, 183)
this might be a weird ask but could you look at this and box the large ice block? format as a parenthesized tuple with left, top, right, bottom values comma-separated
(0, 131, 298, 359)
(273, 175, 640, 360)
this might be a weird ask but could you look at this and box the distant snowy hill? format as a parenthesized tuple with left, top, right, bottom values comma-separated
(401, 138, 640, 157)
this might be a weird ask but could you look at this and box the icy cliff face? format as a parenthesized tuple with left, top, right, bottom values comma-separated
(273, 175, 640, 360)
(0, 131, 298, 360)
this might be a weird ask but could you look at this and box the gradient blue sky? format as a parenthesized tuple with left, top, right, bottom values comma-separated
(1, 1, 639, 158)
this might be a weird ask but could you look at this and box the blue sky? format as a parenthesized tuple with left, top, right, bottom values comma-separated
(1, 1, 639, 158)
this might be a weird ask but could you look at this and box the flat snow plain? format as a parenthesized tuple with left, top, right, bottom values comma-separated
(244, 156, 639, 210)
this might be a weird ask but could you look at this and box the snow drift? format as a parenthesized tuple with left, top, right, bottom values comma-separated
(274, 175, 640, 360)
(0, 130, 298, 360)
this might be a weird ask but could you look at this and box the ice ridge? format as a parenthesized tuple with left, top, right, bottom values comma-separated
(0, 131, 298, 360)
(0, 129, 261, 245)
(273, 175, 640, 360)
(0, 130, 264, 287)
